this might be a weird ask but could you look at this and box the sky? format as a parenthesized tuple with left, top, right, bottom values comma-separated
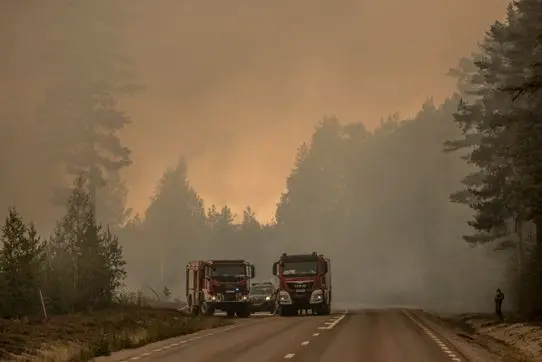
(2, 0, 510, 222)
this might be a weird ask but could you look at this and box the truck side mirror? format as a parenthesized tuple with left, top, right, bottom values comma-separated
(323, 261, 328, 274)
(272, 262, 278, 275)
(251, 265, 255, 278)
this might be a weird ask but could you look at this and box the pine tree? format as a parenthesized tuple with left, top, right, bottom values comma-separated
(443, 0, 542, 315)
(207, 205, 237, 257)
(0, 207, 45, 318)
(275, 117, 347, 253)
(241, 206, 259, 229)
(142, 157, 206, 291)
(238, 206, 264, 266)
(45, 174, 126, 312)
(38, 1, 143, 218)
(444, 5, 526, 247)
(96, 171, 131, 229)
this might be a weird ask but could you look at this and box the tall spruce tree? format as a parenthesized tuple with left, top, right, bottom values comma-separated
(0, 208, 45, 318)
(38, 1, 142, 219)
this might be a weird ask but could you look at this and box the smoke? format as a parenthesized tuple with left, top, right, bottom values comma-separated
(1, 0, 510, 311)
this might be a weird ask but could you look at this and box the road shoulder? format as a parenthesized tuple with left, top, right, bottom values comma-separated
(417, 310, 535, 361)
(92, 317, 261, 362)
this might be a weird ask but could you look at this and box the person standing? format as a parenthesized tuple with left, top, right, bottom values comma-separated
(495, 288, 504, 320)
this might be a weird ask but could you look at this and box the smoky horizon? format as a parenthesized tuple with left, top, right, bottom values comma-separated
(0, 0, 513, 313)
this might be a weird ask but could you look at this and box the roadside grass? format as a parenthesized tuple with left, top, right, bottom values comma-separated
(0, 306, 230, 362)
(436, 312, 537, 361)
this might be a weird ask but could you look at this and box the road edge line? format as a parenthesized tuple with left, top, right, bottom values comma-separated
(401, 309, 469, 362)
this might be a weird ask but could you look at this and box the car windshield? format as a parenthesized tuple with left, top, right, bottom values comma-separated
(211, 264, 247, 277)
(251, 285, 274, 295)
(282, 261, 318, 276)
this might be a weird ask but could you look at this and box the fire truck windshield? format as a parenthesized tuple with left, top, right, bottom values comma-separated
(211, 264, 247, 278)
(282, 261, 318, 276)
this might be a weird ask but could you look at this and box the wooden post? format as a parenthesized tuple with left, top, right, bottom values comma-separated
(39, 289, 48, 320)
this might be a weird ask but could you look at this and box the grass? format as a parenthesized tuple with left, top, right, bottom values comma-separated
(436, 312, 537, 362)
(0, 306, 230, 362)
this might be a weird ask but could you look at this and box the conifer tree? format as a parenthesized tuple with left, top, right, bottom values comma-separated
(0, 208, 45, 317)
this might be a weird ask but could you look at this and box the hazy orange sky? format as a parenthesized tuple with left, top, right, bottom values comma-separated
(2, 0, 510, 222)
(118, 0, 509, 221)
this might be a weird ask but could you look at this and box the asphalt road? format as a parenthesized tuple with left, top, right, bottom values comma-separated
(97, 309, 466, 362)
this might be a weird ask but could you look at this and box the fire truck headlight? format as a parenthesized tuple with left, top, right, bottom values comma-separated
(242, 295, 248, 300)
(265, 296, 271, 301)
(278, 290, 292, 304)
(211, 296, 216, 301)
(310, 289, 323, 303)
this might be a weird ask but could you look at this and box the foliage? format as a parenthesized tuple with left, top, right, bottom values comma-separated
(0, 175, 126, 318)
(444, 0, 542, 316)
(0, 307, 229, 361)
(0, 208, 45, 318)
(37, 1, 142, 227)
(4, 0, 542, 324)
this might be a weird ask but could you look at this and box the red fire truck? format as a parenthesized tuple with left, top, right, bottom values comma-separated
(186, 259, 255, 317)
(272, 252, 331, 316)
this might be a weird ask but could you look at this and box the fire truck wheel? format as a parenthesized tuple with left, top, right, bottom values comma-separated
(279, 306, 294, 317)
(318, 303, 331, 315)
(236, 305, 250, 318)
(200, 302, 214, 316)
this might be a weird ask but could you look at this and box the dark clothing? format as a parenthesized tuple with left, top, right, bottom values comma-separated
(495, 290, 504, 320)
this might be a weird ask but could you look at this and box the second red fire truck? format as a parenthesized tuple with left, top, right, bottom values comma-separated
(272, 252, 332, 316)
(185, 259, 255, 317)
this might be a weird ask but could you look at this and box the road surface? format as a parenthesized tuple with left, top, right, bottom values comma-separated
(97, 309, 466, 362)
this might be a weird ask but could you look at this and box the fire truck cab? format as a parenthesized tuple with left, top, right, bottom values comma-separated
(272, 252, 331, 316)
(186, 259, 255, 317)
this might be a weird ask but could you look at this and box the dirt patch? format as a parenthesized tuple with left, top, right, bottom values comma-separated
(435, 312, 542, 361)
(0, 306, 230, 362)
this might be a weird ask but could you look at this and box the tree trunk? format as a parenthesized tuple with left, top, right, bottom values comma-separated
(535, 216, 542, 247)
(515, 219, 525, 275)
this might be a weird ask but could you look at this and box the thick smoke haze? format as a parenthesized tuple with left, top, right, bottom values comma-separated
(2, 0, 508, 220)
(1, 0, 513, 312)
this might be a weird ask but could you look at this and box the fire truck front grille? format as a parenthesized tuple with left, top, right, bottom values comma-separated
(291, 293, 310, 303)
(286, 281, 314, 291)
(222, 293, 237, 302)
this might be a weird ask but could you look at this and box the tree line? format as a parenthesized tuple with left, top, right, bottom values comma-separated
(444, 0, 542, 316)
(2, 0, 542, 318)
(0, 176, 125, 318)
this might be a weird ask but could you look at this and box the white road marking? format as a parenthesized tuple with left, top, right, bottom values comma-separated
(284, 353, 295, 358)
(318, 310, 348, 330)
(401, 310, 463, 361)
(312, 332, 319, 336)
(301, 341, 310, 346)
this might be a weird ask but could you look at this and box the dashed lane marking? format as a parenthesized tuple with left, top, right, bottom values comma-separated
(402, 310, 462, 362)
(282, 311, 347, 359)
(318, 310, 348, 330)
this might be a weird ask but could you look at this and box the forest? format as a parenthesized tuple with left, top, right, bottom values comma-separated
(1, 0, 542, 320)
